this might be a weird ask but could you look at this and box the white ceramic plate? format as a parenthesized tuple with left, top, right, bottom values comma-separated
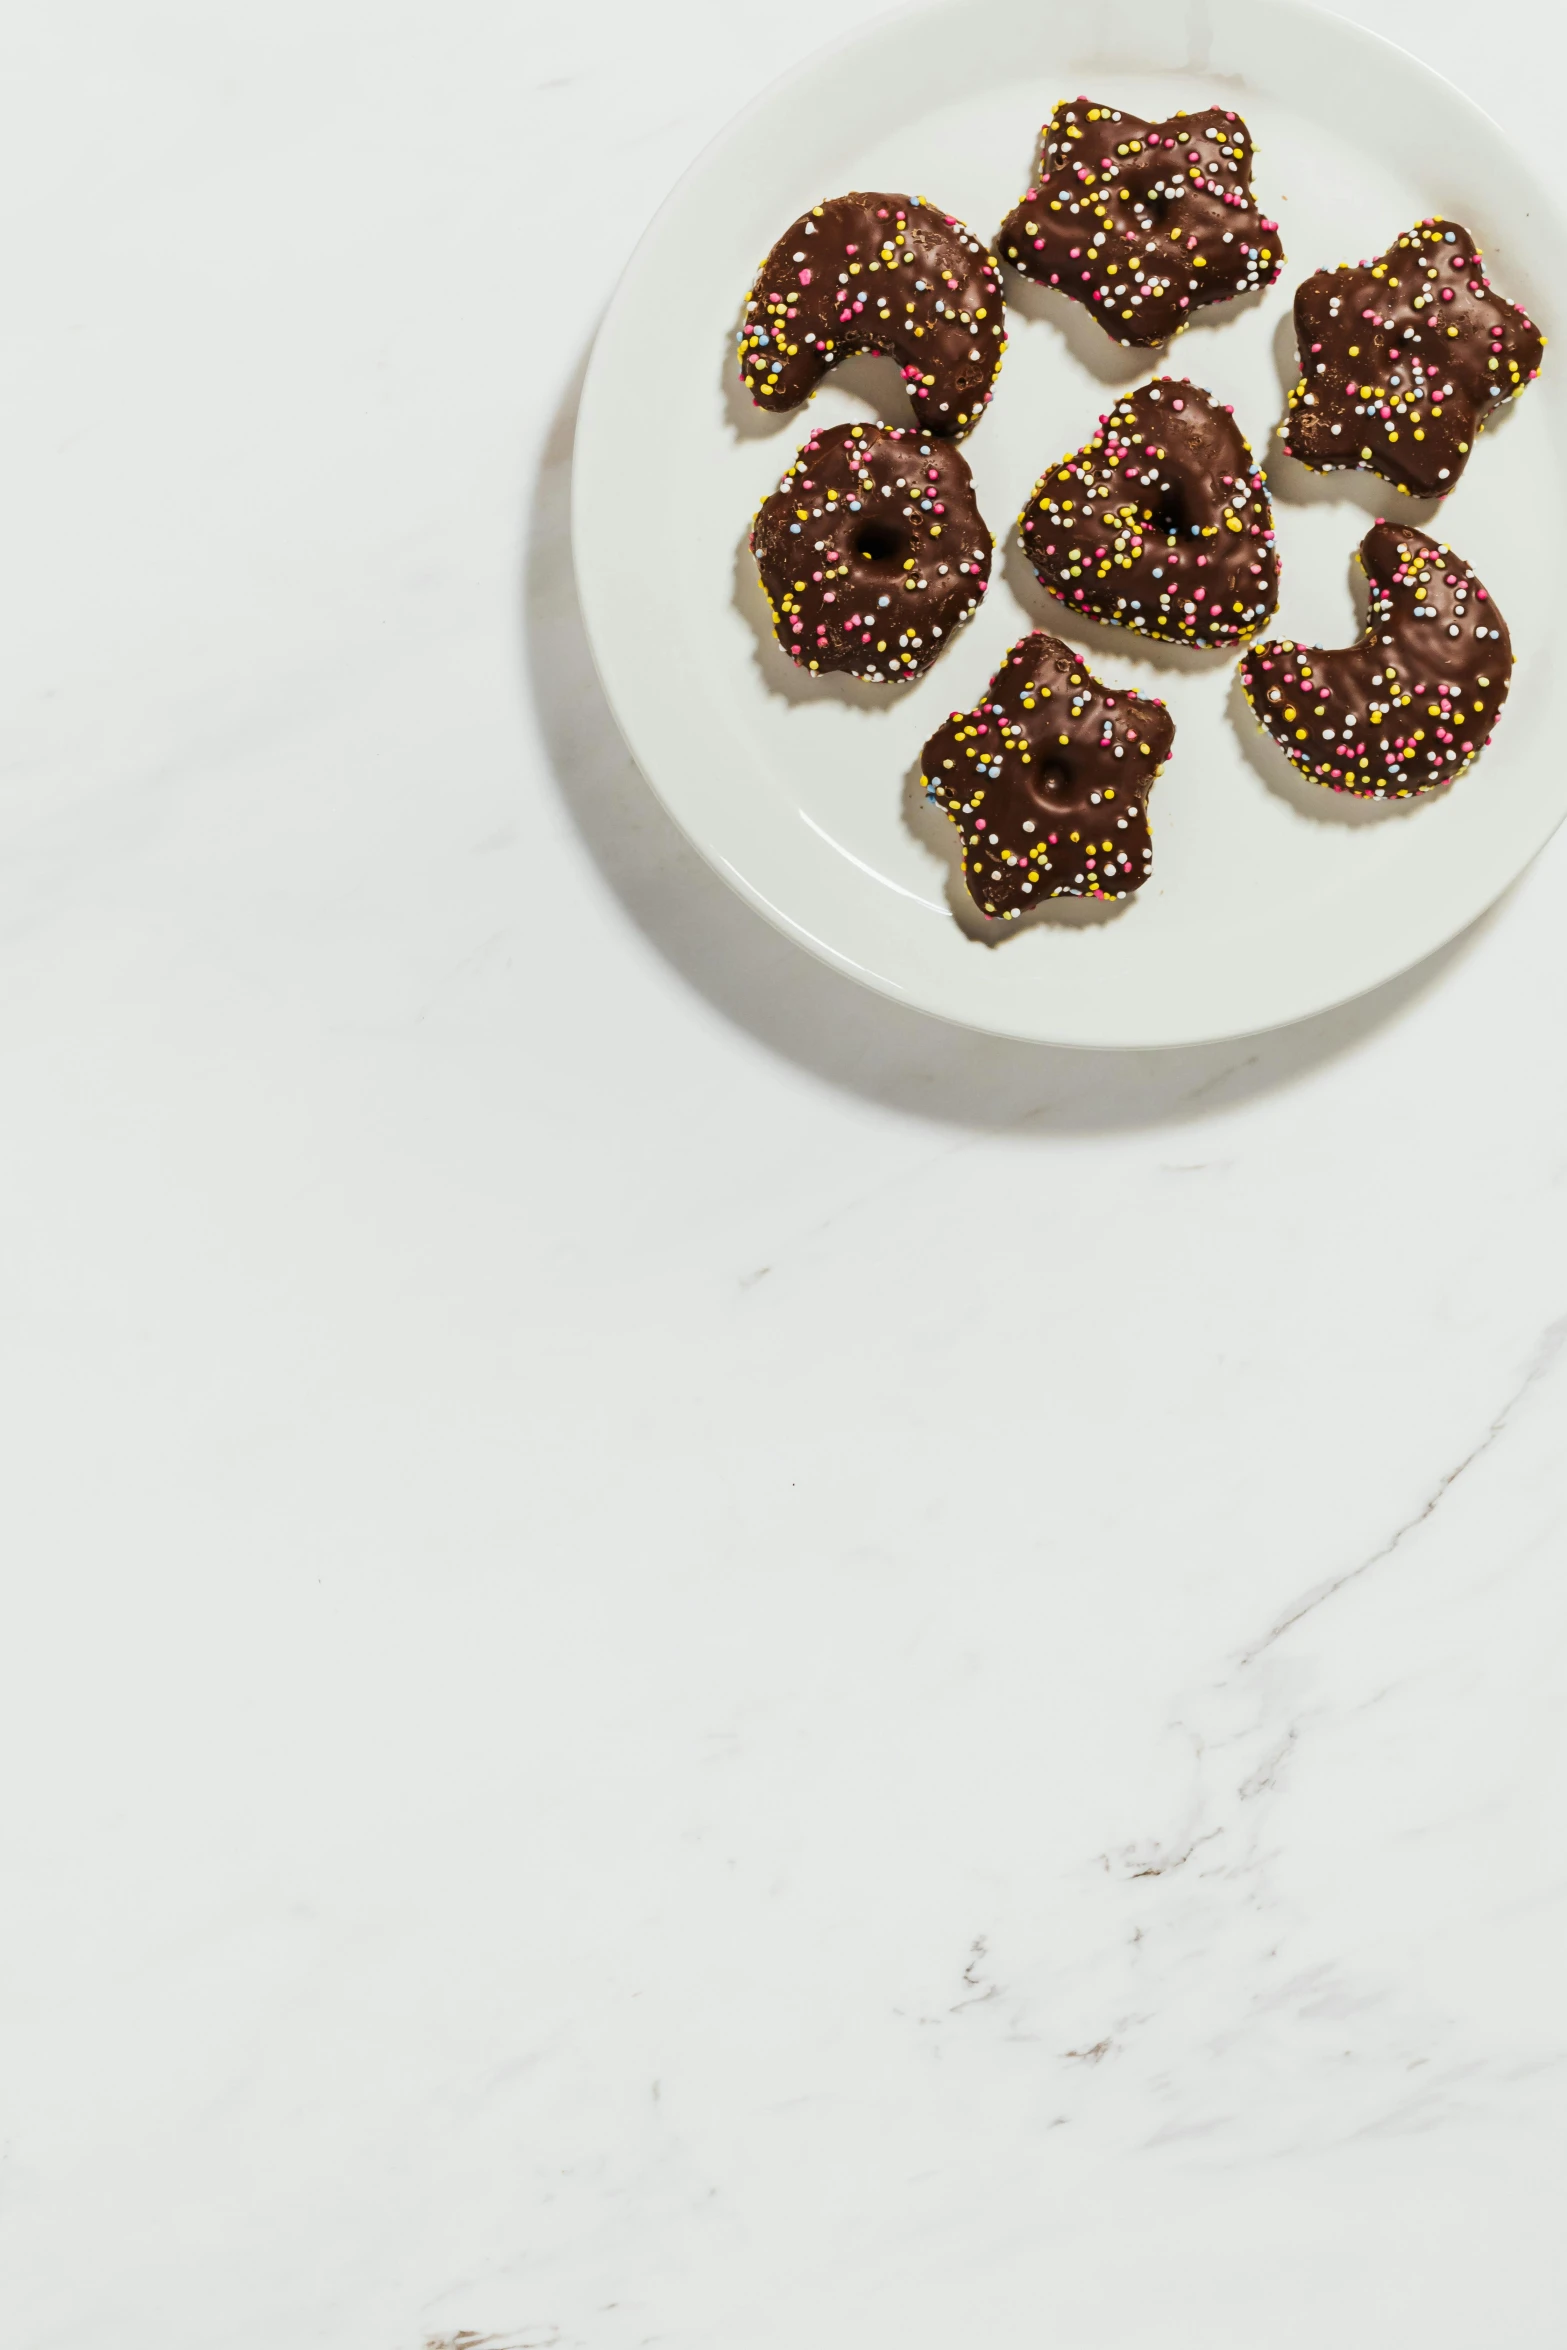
(573, 0, 1565, 1046)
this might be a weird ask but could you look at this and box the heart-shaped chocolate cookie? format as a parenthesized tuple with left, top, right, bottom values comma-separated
(1239, 522, 1512, 798)
(920, 631, 1176, 918)
(1019, 380, 1278, 648)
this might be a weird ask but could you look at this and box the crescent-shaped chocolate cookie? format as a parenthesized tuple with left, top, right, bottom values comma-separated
(750, 420, 992, 683)
(1019, 379, 1279, 648)
(1239, 523, 1512, 797)
(1282, 218, 1544, 496)
(998, 98, 1283, 346)
(921, 632, 1175, 917)
(737, 193, 1006, 438)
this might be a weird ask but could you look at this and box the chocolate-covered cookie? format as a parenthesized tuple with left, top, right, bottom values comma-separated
(1239, 522, 1512, 797)
(738, 193, 1006, 438)
(998, 99, 1282, 346)
(1283, 218, 1544, 496)
(1019, 379, 1278, 648)
(750, 420, 992, 683)
(921, 632, 1175, 916)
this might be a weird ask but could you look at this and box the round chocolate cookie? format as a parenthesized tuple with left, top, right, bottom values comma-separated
(1283, 218, 1544, 496)
(1239, 522, 1512, 798)
(921, 632, 1176, 917)
(737, 193, 1005, 438)
(750, 421, 992, 684)
(998, 98, 1283, 346)
(1019, 379, 1278, 648)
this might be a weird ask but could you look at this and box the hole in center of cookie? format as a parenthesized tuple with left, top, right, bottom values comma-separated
(854, 521, 905, 566)
(1024, 760, 1084, 816)
(1147, 491, 1188, 539)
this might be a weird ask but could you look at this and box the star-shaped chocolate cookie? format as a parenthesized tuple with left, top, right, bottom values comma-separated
(1239, 522, 1512, 798)
(921, 632, 1176, 917)
(998, 97, 1283, 346)
(1282, 218, 1544, 496)
(1019, 379, 1279, 648)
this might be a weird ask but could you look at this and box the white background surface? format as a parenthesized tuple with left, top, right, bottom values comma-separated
(3, 4, 1566, 2345)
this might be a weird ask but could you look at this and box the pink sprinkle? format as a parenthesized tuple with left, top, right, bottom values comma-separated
(798, 268, 811, 285)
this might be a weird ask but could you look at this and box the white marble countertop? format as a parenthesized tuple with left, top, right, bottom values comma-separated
(5, 3, 1567, 2344)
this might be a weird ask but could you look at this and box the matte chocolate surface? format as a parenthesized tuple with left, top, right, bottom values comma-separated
(750, 420, 992, 684)
(998, 99, 1282, 346)
(1283, 218, 1544, 496)
(1019, 379, 1278, 648)
(921, 631, 1175, 916)
(738, 193, 1005, 438)
(1239, 522, 1512, 798)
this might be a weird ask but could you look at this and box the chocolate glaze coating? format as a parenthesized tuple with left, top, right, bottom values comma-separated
(1019, 379, 1279, 648)
(998, 98, 1282, 346)
(750, 421, 992, 684)
(1239, 523, 1512, 798)
(921, 631, 1175, 916)
(738, 193, 1006, 438)
(1283, 218, 1544, 496)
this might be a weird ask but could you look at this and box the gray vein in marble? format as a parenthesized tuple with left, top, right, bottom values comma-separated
(1178, 1053, 1261, 1105)
(1124, 1827, 1222, 1879)
(1244, 1314, 1567, 1663)
(903, 1315, 1567, 2159)
(423, 2331, 561, 2350)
